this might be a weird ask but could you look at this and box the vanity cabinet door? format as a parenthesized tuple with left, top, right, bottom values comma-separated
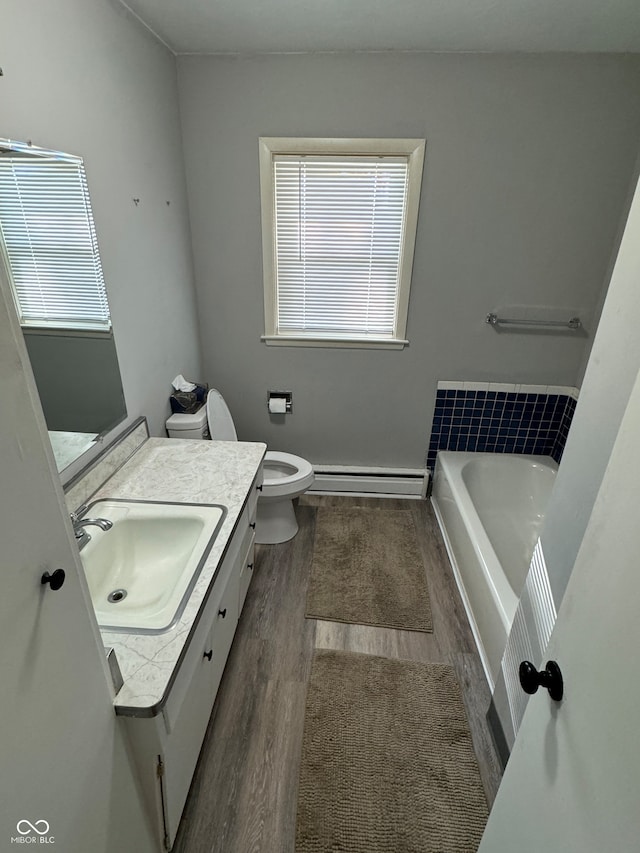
(209, 566, 240, 696)
(248, 469, 261, 519)
(161, 570, 240, 846)
(238, 534, 256, 615)
(162, 626, 217, 845)
(238, 466, 261, 614)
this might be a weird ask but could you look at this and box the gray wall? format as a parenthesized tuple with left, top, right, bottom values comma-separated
(177, 52, 640, 468)
(1, 0, 202, 442)
(24, 331, 126, 434)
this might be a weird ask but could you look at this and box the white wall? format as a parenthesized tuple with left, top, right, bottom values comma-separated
(480, 358, 640, 853)
(1, 0, 202, 440)
(0, 235, 155, 851)
(177, 52, 640, 468)
(492, 170, 640, 748)
(541, 173, 640, 605)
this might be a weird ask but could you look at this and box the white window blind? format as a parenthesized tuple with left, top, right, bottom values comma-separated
(0, 149, 111, 331)
(273, 154, 409, 340)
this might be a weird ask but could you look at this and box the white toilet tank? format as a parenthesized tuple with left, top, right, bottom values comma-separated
(166, 407, 209, 439)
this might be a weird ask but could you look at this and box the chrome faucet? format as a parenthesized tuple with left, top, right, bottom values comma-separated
(70, 506, 113, 550)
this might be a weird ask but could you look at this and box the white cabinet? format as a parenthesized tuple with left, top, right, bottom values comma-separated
(121, 468, 262, 851)
(162, 566, 239, 841)
(237, 477, 258, 614)
(238, 535, 255, 615)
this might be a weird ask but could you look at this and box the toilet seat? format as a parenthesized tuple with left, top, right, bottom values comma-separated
(262, 451, 315, 500)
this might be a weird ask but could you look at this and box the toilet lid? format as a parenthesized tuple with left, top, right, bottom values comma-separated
(205, 389, 238, 441)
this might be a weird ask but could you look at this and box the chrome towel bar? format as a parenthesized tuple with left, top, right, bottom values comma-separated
(486, 313, 582, 331)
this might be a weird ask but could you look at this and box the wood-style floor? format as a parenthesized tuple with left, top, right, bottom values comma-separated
(172, 495, 503, 853)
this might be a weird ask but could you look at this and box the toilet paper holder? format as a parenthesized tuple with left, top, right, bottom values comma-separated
(267, 390, 293, 414)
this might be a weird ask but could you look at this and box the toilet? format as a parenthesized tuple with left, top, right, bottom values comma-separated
(166, 389, 314, 544)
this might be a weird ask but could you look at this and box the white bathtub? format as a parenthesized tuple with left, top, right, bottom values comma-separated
(431, 451, 557, 688)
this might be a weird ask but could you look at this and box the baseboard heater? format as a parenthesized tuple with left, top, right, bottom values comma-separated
(308, 466, 429, 498)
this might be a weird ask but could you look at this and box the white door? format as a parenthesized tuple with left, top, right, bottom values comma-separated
(479, 360, 640, 850)
(0, 268, 151, 850)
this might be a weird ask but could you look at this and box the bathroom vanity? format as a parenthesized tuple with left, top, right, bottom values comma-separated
(78, 435, 266, 851)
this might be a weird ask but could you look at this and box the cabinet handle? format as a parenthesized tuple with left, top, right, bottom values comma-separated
(41, 569, 66, 591)
(203, 649, 213, 661)
(218, 608, 227, 618)
(256, 484, 263, 492)
(247, 563, 254, 571)
(250, 522, 256, 529)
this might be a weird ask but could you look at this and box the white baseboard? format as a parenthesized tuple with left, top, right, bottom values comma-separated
(308, 466, 428, 498)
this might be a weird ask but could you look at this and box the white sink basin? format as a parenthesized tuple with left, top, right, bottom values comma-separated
(80, 499, 226, 633)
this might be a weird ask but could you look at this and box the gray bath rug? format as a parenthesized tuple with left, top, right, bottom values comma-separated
(295, 650, 489, 853)
(305, 507, 432, 632)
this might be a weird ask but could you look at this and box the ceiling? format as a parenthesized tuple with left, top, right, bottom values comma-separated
(120, 0, 640, 55)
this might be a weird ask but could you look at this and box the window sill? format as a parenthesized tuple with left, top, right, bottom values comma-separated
(260, 335, 408, 350)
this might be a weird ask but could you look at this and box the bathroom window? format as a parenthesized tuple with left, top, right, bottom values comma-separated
(0, 140, 111, 332)
(259, 138, 425, 349)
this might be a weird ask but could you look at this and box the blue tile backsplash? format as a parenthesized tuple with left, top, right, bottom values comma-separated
(427, 384, 578, 471)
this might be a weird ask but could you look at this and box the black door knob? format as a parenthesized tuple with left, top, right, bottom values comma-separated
(218, 607, 227, 618)
(41, 569, 66, 591)
(203, 649, 213, 661)
(519, 660, 563, 702)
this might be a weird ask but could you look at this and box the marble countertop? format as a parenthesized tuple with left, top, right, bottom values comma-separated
(92, 437, 266, 716)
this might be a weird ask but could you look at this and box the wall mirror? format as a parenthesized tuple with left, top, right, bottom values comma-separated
(0, 138, 127, 472)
